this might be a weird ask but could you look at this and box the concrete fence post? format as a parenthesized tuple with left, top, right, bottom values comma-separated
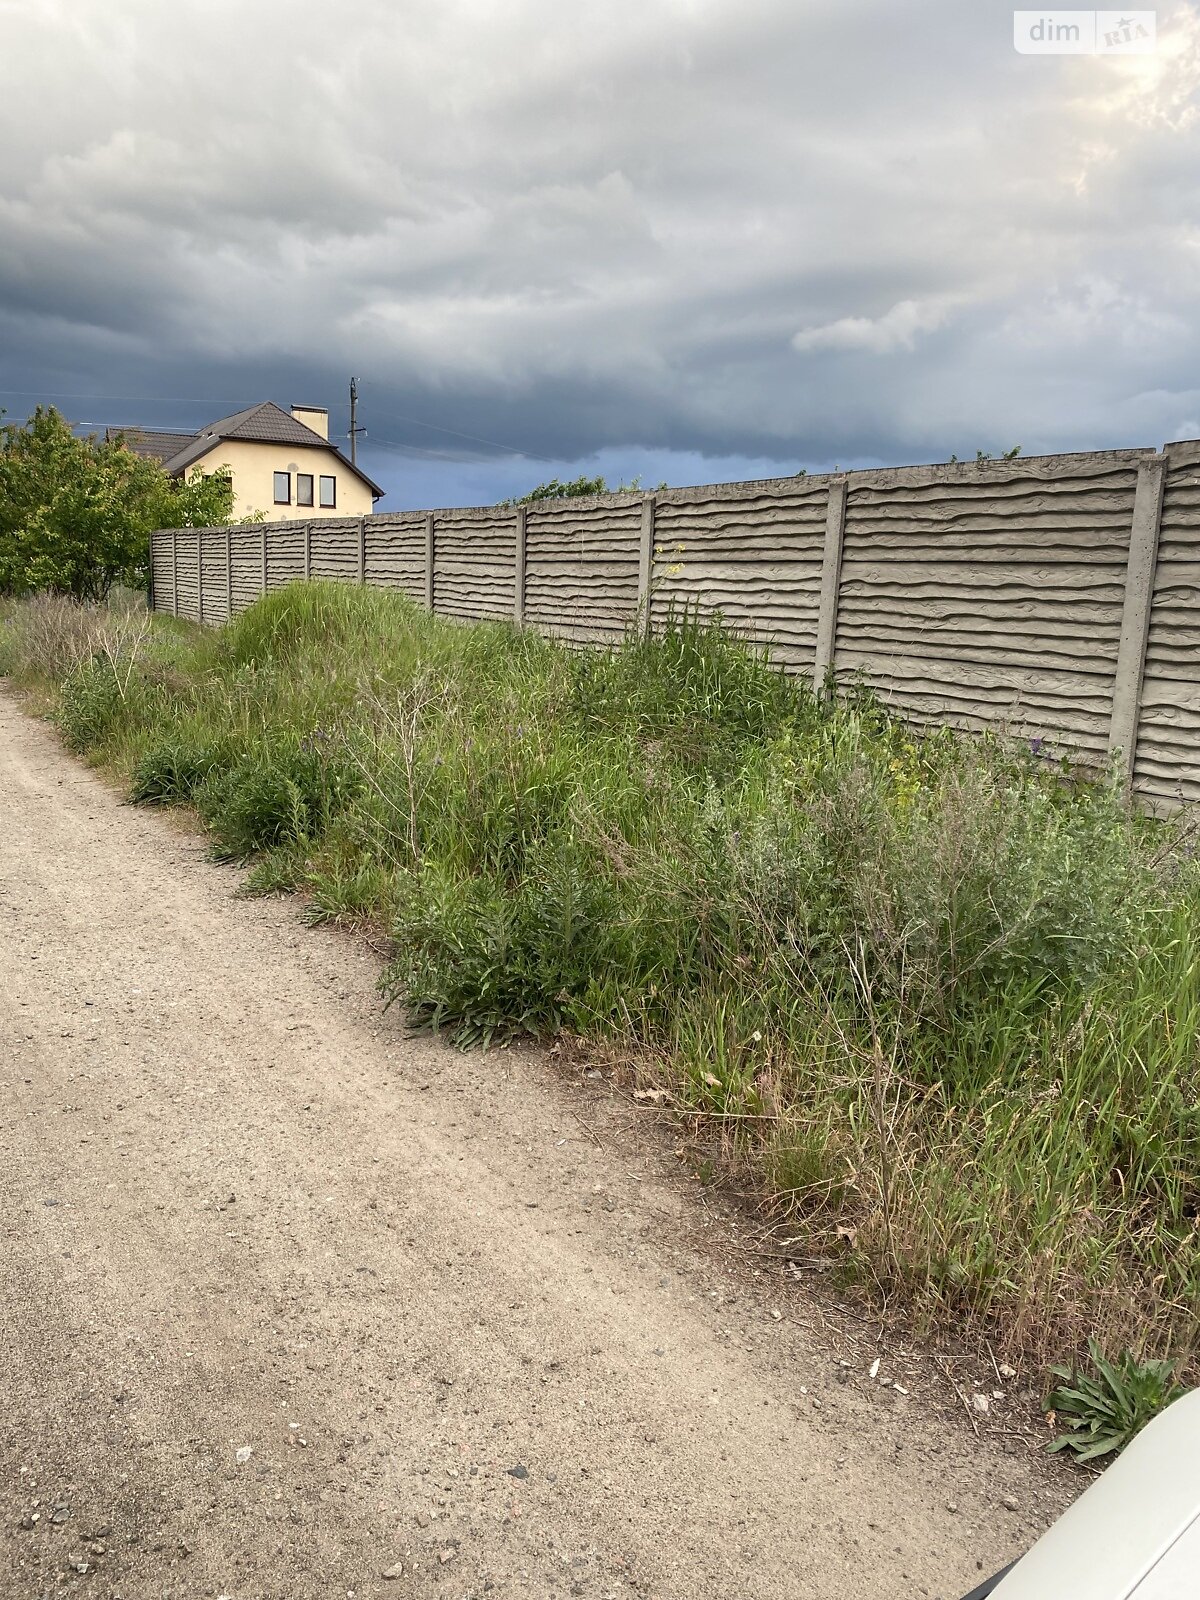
(637, 495, 656, 637)
(225, 527, 233, 620)
(196, 530, 204, 624)
(425, 513, 436, 611)
(303, 520, 312, 580)
(813, 477, 848, 689)
(358, 517, 367, 585)
(514, 506, 527, 626)
(1108, 452, 1167, 792)
(261, 524, 268, 598)
(171, 529, 179, 617)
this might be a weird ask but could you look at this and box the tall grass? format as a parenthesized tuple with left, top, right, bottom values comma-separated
(3, 581, 1197, 1372)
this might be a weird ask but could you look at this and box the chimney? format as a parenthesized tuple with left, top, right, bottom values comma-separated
(291, 404, 328, 440)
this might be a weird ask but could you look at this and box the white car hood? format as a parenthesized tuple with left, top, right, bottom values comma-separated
(993, 1388, 1200, 1599)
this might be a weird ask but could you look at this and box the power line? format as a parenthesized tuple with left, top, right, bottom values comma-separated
(6, 386, 534, 457)
(362, 410, 529, 456)
(0, 388, 258, 406)
(363, 436, 506, 463)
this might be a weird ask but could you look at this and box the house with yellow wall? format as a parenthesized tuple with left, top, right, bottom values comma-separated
(107, 402, 383, 521)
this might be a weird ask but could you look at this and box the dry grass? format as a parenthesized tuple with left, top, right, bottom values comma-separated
(0, 588, 149, 684)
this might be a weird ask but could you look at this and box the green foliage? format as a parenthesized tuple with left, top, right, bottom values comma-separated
(195, 736, 361, 861)
(0, 408, 165, 600)
(5, 580, 1199, 1378)
(948, 445, 1023, 464)
(1047, 1339, 1184, 1460)
(169, 465, 238, 528)
(507, 473, 666, 505)
(57, 657, 125, 751)
(240, 843, 311, 897)
(513, 474, 610, 503)
(0, 407, 237, 602)
(130, 734, 221, 804)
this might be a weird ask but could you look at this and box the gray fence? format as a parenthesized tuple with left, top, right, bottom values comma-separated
(150, 441, 1200, 808)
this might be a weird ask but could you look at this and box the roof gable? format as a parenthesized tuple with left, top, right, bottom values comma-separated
(206, 401, 333, 448)
(158, 403, 385, 496)
(110, 401, 385, 499)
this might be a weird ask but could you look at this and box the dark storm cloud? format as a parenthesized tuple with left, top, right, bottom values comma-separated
(3, 0, 1200, 505)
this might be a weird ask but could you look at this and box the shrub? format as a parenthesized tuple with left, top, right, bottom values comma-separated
(0, 591, 145, 684)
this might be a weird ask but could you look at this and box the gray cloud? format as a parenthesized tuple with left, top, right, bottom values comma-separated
(3, 0, 1200, 505)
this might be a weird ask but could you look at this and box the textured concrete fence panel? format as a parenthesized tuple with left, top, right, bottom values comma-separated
(310, 517, 363, 583)
(365, 513, 425, 599)
(149, 439, 1200, 806)
(524, 496, 644, 643)
(834, 452, 1148, 765)
(1135, 443, 1200, 806)
(433, 507, 515, 622)
(231, 527, 264, 612)
(650, 477, 829, 675)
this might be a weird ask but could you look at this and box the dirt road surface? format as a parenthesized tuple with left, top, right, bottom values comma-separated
(0, 693, 1071, 1600)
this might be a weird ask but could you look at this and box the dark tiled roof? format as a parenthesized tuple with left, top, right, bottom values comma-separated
(159, 403, 328, 475)
(105, 403, 384, 499)
(211, 401, 333, 447)
(105, 426, 197, 464)
(161, 402, 384, 498)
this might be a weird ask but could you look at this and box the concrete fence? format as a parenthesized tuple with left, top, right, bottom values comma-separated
(150, 440, 1200, 808)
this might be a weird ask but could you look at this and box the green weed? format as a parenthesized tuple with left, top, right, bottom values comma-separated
(1047, 1339, 1184, 1461)
(58, 658, 125, 752)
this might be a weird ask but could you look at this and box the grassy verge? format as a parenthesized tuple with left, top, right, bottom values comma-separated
(3, 585, 1197, 1378)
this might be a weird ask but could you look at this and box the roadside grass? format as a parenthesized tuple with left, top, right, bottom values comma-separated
(3, 582, 1198, 1380)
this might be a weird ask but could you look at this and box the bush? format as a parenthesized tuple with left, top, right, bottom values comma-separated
(0, 591, 143, 683)
(0, 407, 236, 602)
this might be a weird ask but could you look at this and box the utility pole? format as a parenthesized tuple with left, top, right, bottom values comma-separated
(348, 376, 366, 466)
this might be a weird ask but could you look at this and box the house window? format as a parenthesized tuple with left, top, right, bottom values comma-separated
(273, 471, 291, 505)
(319, 475, 336, 508)
(296, 473, 314, 507)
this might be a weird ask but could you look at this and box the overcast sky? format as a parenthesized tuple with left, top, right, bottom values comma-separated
(2, 0, 1198, 508)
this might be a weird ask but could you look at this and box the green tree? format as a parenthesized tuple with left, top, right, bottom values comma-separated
(948, 445, 1022, 464)
(510, 474, 611, 505)
(168, 464, 237, 528)
(0, 407, 235, 601)
(507, 473, 666, 506)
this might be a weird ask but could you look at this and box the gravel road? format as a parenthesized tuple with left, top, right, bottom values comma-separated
(0, 692, 1070, 1599)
